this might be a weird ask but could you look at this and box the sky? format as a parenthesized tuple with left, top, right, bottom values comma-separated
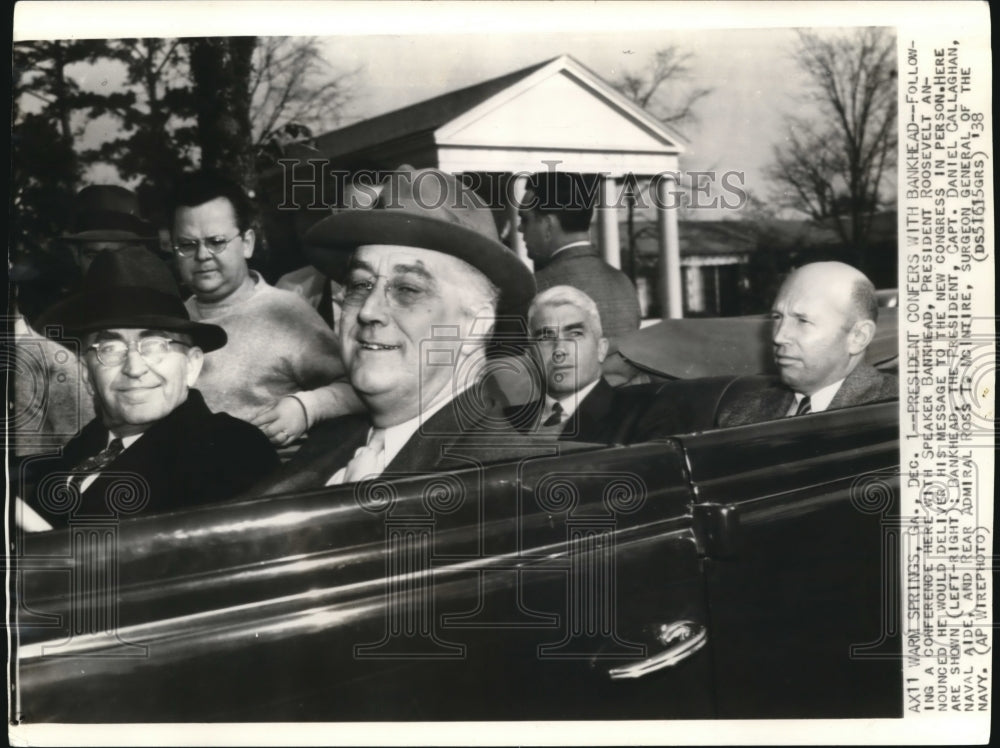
(320, 27, 812, 208)
(13, 2, 904, 220)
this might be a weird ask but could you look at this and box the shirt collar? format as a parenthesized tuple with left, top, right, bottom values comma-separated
(550, 240, 591, 258)
(108, 432, 143, 450)
(377, 381, 473, 466)
(544, 378, 601, 421)
(791, 378, 845, 414)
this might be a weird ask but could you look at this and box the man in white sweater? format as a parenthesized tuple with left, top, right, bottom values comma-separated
(170, 172, 360, 447)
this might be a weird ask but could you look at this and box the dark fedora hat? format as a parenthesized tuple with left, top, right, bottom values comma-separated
(36, 246, 226, 352)
(304, 166, 536, 317)
(60, 185, 157, 242)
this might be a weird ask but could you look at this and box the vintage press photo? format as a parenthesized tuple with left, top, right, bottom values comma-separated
(6, 1, 993, 745)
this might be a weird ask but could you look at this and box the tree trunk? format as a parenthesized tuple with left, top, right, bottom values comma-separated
(187, 37, 258, 192)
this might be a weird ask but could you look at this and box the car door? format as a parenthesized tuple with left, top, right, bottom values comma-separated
(678, 401, 903, 718)
(14, 439, 716, 722)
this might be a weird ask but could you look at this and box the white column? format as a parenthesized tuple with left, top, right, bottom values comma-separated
(506, 173, 529, 265)
(655, 174, 683, 318)
(596, 175, 621, 269)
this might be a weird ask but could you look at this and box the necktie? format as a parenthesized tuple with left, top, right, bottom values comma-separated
(69, 438, 124, 488)
(794, 396, 812, 416)
(542, 402, 564, 427)
(342, 429, 386, 483)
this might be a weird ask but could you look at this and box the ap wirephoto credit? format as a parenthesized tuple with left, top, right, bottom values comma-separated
(6, 2, 993, 746)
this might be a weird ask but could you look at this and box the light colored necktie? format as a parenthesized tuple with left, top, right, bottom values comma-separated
(542, 401, 564, 427)
(794, 396, 812, 416)
(342, 429, 386, 483)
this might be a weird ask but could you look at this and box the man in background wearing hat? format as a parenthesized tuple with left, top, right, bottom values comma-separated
(251, 166, 538, 493)
(21, 247, 280, 532)
(11, 185, 160, 456)
(716, 262, 897, 426)
(170, 172, 361, 449)
(510, 285, 685, 443)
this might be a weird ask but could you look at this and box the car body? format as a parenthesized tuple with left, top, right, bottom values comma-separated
(10, 316, 902, 723)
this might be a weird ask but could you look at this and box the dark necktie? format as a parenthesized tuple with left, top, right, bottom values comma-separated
(794, 396, 812, 416)
(69, 438, 124, 487)
(542, 402, 564, 427)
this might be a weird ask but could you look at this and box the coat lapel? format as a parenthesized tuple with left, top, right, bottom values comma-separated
(560, 378, 615, 442)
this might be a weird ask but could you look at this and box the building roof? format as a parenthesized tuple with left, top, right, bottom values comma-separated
(312, 58, 554, 161)
(307, 54, 686, 173)
(625, 211, 897, 259)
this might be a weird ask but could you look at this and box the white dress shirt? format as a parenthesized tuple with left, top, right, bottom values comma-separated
(326, 384, 472, 485)
(549, 240, 592, 259)
(786, 378, 846, 417)
(541, 378, 601, 426)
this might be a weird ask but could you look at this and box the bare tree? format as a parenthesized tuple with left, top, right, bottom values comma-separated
(249, 37, 358, 154)
(611, 46, 712, 280)
(187, 37, 259, 190)
(614, 46, 712, 127)
(768, 28, 897, 262)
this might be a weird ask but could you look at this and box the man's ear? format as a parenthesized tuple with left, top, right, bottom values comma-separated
(540, 213, 558, 243)
(80, 361, 94, 396)
(241, 228, 255, 260)
(597, 336, 610, 364)
(847, 319, 876, 355)
(184, 347, 205, 386)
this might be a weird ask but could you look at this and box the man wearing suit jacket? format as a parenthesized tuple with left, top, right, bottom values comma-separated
(518, 171, 641, 346)
(251, 166, 539, 496)
(507, 286, 685, 444)
(24, 246, 280, 531)
(716, 262, 898, 427)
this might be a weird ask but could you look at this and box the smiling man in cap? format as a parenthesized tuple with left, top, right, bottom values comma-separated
(252, 166, 538, 492)
(22, 247, 280, 531)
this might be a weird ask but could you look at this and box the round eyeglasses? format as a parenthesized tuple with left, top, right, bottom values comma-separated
(171, 233, 242, 257)
(87, 337, 189, 367)
(342, 276, 430, 309)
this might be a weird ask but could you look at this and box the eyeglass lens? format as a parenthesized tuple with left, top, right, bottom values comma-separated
(93, 338, 179, 366)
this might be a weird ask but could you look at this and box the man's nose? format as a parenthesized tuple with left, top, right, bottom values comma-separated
(356, 284, 390, 323)
(195, 241, 214, 261)
(772, 318, 790, 345)
(552, 341, 569, 363)
(120, 349, 149, 377)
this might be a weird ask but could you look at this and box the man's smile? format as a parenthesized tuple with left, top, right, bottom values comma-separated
(357, 341, 401, 351)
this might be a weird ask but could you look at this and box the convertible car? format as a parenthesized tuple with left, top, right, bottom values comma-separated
(9, 311, 902, 723)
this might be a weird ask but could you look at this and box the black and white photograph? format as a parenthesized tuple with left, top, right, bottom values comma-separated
(6, 1, 993, 745)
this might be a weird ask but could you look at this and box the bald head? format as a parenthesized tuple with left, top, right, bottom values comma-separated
(771, 262, 878, 395)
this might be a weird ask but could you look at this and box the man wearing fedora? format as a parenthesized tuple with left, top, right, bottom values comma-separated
(59, 184, 161, 272)
(250, 166, 538, 493)
(169, 171, 360, 449)
(12, 185, 161, 457)
(22, 247, 280, 531)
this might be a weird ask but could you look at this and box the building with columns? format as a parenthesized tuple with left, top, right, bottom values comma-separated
(274, 55, 687, 318)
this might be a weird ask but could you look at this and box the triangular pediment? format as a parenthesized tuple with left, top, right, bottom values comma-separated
(435, 56, 683, 155)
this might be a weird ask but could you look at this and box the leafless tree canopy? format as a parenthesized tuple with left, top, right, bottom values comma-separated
(768, 28, 897, 250)
(613, 46, 713, 129)
(249, 37, 359, 149)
